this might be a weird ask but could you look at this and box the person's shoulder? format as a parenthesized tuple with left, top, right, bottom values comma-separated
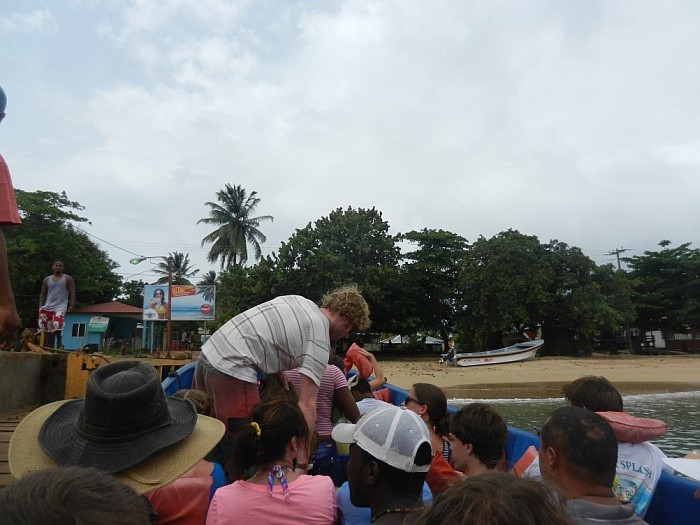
(618, 440, 666, 458)
(276, 294, 311, 302)
(297, 473, 335, 490)
(270, 295, 317, 311)
(327, 364, 346, 380)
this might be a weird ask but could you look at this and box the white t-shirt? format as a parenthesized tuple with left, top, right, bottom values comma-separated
(614, 441, 666, 517)
(356, 397, 392, 415)
(202, 295, 330, 385)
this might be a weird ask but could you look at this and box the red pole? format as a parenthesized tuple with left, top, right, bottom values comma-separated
(166, 256, 173, 358)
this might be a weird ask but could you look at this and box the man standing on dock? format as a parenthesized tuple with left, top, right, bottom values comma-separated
(38, 259, 76, 349)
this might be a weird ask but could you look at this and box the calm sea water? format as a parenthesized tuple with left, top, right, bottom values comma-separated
(449, 390, 700, 457)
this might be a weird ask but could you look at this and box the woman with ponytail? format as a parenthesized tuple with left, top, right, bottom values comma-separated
(206, 400, 337, 525)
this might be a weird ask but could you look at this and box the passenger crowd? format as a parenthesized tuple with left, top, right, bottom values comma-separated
(0, 286, 687, 525)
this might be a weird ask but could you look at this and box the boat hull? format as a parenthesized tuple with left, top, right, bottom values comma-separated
(161, 358, 700, 525)
(451, 339, 544, 367)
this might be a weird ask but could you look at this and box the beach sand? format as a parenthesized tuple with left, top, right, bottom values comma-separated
(375, 353, 700, 398)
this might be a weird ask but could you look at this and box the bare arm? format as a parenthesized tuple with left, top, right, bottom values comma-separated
(334, 384, 360, 423)
(0, 230, 20, 347)
(39, 277, 47, 309)
(298, 372, 319, 434)
(66, 275, 76, 310)
(359, 348, 386, 391)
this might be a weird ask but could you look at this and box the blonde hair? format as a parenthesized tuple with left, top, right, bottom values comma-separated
(321, 285, 371, 331)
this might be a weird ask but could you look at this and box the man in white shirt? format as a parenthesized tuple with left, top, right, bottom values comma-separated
(194, 286, 370, 435)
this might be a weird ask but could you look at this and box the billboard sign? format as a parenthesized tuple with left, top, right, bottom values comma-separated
(142, 284, 216, 321)
(87, 316, 110, 333)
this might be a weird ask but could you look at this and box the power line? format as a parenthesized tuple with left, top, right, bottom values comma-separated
(74, 225, 144, 257)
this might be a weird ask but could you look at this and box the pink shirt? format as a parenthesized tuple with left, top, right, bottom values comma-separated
(147, 460, 214, 525)
(206, 474, 337, 525)
(285, 365, 348, 436)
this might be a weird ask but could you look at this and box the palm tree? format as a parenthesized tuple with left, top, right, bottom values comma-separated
(152, 252, 199, 285)
(197, 270, 217, 302)
(199, 270, 217, 285)
(198, 184, 273, 268)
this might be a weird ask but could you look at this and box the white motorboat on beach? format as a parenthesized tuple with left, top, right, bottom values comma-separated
(441, 339, 544, 367)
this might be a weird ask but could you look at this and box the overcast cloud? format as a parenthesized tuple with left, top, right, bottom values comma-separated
(2, 0, 699, 282)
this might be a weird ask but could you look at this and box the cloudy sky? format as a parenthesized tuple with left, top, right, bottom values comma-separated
(2, 0, 699, 283)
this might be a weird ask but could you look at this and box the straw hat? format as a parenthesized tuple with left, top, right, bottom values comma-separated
(9, 361, 224, 494)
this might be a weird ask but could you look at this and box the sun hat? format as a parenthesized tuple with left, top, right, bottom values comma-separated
(9, 360, 225, 494)
(332, 405, 431, 473)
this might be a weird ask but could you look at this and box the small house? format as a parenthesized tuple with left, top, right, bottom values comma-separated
(63, 302, 143, 351)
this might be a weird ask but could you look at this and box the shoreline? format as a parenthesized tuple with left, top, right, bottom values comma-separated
(375, 354, 700, 396)
(441, 381, 700, 401)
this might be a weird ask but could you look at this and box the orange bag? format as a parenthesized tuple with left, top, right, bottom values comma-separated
(343, 343, 373, 379)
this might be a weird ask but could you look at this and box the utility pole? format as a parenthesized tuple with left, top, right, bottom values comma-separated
(605, 247, 633, 353)
(606, 247, 630, 270)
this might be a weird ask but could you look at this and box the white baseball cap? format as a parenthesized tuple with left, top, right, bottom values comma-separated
(332, 405, 431, 473)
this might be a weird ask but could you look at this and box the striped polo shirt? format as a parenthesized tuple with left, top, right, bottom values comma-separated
(202, 295, 330, 386)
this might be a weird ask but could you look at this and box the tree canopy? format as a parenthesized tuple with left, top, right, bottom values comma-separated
(274, 206, 401, 331)
(399, 229, 468, 346)
(9, 189, 695, 356)
(624, 241, 700, 330)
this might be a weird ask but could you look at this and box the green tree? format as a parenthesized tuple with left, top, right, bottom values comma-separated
(152, 252, 199, 285)
(6, 190, 122, 327)
(199, 270, 217, 285)
(273, 206, 401, 332)
(196, 285, 216, 303)
(457, 231, 633, 354)
(459, 230, 552, 350)
(541, 241, 634, 354)
(119, 279, 145, 307)
(198, 184, 273, 268)
(624, 241, 700, 330)
(197, 271, 218, 303)
(399, 229, 468, 347)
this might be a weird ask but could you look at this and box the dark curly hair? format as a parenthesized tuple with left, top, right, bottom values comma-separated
(417, 472, 574, 525)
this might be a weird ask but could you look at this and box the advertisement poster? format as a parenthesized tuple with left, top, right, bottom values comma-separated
(87, 316, 110, 333)
(142, 284, 215, 321)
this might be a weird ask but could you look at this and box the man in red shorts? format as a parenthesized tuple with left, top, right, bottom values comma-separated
(0, 85, 22, 348)
(38, 260, 76, 349)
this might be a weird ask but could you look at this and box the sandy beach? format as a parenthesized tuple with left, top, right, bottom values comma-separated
(375, 353, 700, 398)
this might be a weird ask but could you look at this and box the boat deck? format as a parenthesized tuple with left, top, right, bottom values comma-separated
(0, 410, 32, 489)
